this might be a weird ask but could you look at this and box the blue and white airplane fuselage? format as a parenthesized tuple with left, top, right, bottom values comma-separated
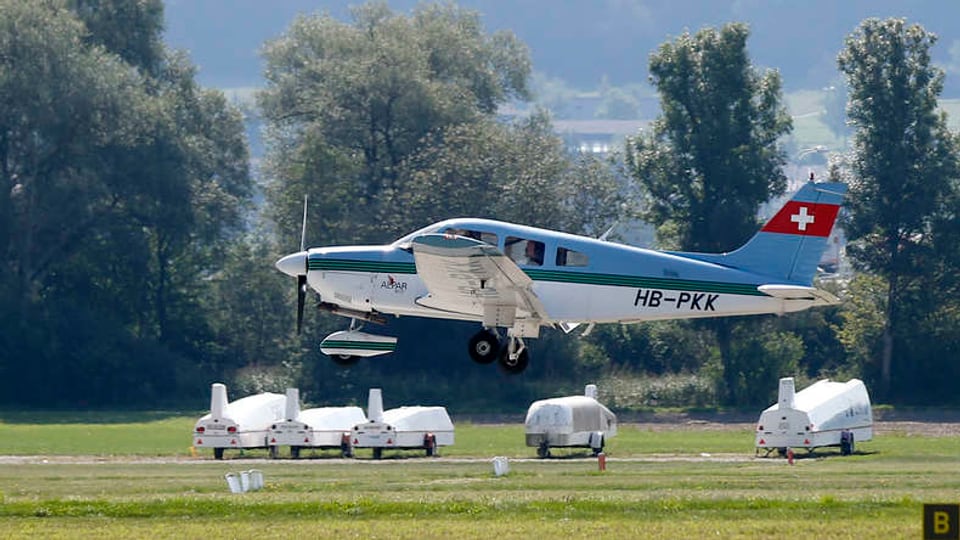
(276, 182, 847, 374)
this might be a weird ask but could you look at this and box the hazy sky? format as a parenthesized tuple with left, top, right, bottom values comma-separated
(163, 0, 960, 93)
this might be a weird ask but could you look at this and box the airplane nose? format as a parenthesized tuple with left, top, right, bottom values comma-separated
(276, 251, 308, 277)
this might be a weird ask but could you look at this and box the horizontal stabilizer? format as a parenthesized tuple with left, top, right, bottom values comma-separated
(758, 284, 839, 306)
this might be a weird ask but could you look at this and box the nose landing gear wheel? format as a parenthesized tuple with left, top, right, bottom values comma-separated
(330, 354, 360, 367)
(468, 330, 500, 364)
(498, 346, 529, 375)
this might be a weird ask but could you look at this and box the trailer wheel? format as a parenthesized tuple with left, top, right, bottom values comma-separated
(214, 447, 224, 460)
(373, 447, 383, 460)
(424, 433, 437, 457)
(591, 435, 605, 456)
(840, 432, 855, 456)
(290, 446, 301, 459)
(537, 441, 550, 459)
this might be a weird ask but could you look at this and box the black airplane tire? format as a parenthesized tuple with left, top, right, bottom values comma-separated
(498, 347, 529, 375)
(373, 447, 383, 460)
(330, 354, 360, 367)
(214, 447, 224, 460)
(468, 330, 500, 364)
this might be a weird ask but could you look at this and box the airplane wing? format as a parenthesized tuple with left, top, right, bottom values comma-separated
(758, 284, 840, 306)
(410, 233, 548, 327)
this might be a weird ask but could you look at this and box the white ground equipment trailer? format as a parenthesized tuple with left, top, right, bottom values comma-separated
(525, 384, 618, 458)
(193, 383, 286, 459)
(268, 388, 367, 458)
(350, 388, 455, 459)
(755, 377, 873, 457)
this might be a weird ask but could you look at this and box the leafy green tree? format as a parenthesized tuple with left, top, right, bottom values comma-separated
(837, 18, 960, 399)
(258, 1, 531, 247)
(68, 0, 165, 74)
(0, 0, 148, 319)
(723, 322, 804, 407)
(391, 110, 625, 237)
(624, 23, 793, 404)
(0, 0, 253, 405)
(626, 23, 792, 253)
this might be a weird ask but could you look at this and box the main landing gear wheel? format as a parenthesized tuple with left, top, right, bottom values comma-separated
(468, 330, 500, 364)
(330, 354, 360, 367)
(498, 345, 529, 375)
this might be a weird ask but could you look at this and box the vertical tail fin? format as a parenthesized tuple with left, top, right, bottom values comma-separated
(681, 182, 846, 284)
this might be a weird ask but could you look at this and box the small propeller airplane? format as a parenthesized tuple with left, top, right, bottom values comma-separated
(277, 180, 846, 374)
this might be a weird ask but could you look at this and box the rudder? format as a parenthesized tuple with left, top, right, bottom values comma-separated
(676, 182, 847, 284)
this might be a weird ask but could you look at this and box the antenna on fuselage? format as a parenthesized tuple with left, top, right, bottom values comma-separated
(599, 222, 617, 242)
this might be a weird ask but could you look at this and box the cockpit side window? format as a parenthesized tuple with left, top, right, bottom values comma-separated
(556, 247, 589, 267)
(505, 236, 544, 266)
(443, 228, 498, 246)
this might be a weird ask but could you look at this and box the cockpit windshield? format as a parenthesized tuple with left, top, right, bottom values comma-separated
(391, 223, 447, 248)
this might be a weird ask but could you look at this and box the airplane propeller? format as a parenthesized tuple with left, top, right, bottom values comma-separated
(296, 274, 307, 333)
(276, 195, 311, 334)
(296, 195, 308, 334)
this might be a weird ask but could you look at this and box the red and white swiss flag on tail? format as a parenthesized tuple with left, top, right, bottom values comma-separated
(761, 201, 840, 237)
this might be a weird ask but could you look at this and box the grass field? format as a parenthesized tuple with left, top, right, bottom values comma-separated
(1, 414, 958, 538)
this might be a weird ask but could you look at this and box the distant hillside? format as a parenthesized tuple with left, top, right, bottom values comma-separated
(164, 0, 960, 95)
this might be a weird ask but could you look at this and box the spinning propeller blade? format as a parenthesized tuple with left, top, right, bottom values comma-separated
(295, 195, 308, 334)
(296, 275, 307, 333)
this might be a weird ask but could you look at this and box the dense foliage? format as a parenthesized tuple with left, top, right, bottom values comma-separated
(1, 2, 959, 409)
(836, 18, 960, 402)
(0, 0, 251, 406)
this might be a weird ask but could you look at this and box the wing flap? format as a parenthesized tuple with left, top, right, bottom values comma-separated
(411, 234, 547, 322)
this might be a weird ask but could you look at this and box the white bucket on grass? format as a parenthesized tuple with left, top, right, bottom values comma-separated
(492, 456, 509, 477)
(225, 472, 244, 494)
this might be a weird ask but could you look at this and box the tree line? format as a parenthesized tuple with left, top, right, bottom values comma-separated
(1, 0, 957, 410)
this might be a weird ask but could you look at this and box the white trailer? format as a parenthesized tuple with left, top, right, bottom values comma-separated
(193, 383, 286, 459)
(525, 384, 617, 458)
(755, 377, 873, 457)
(268, 388, 367, 458)
(349, 388, 455, 459)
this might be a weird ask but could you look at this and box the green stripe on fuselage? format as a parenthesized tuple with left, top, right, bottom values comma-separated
(524, 269, 765, 296)
(309, 259, 764, 296)
(308, 259, 417, 274)
(320, 340, 397, 351)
